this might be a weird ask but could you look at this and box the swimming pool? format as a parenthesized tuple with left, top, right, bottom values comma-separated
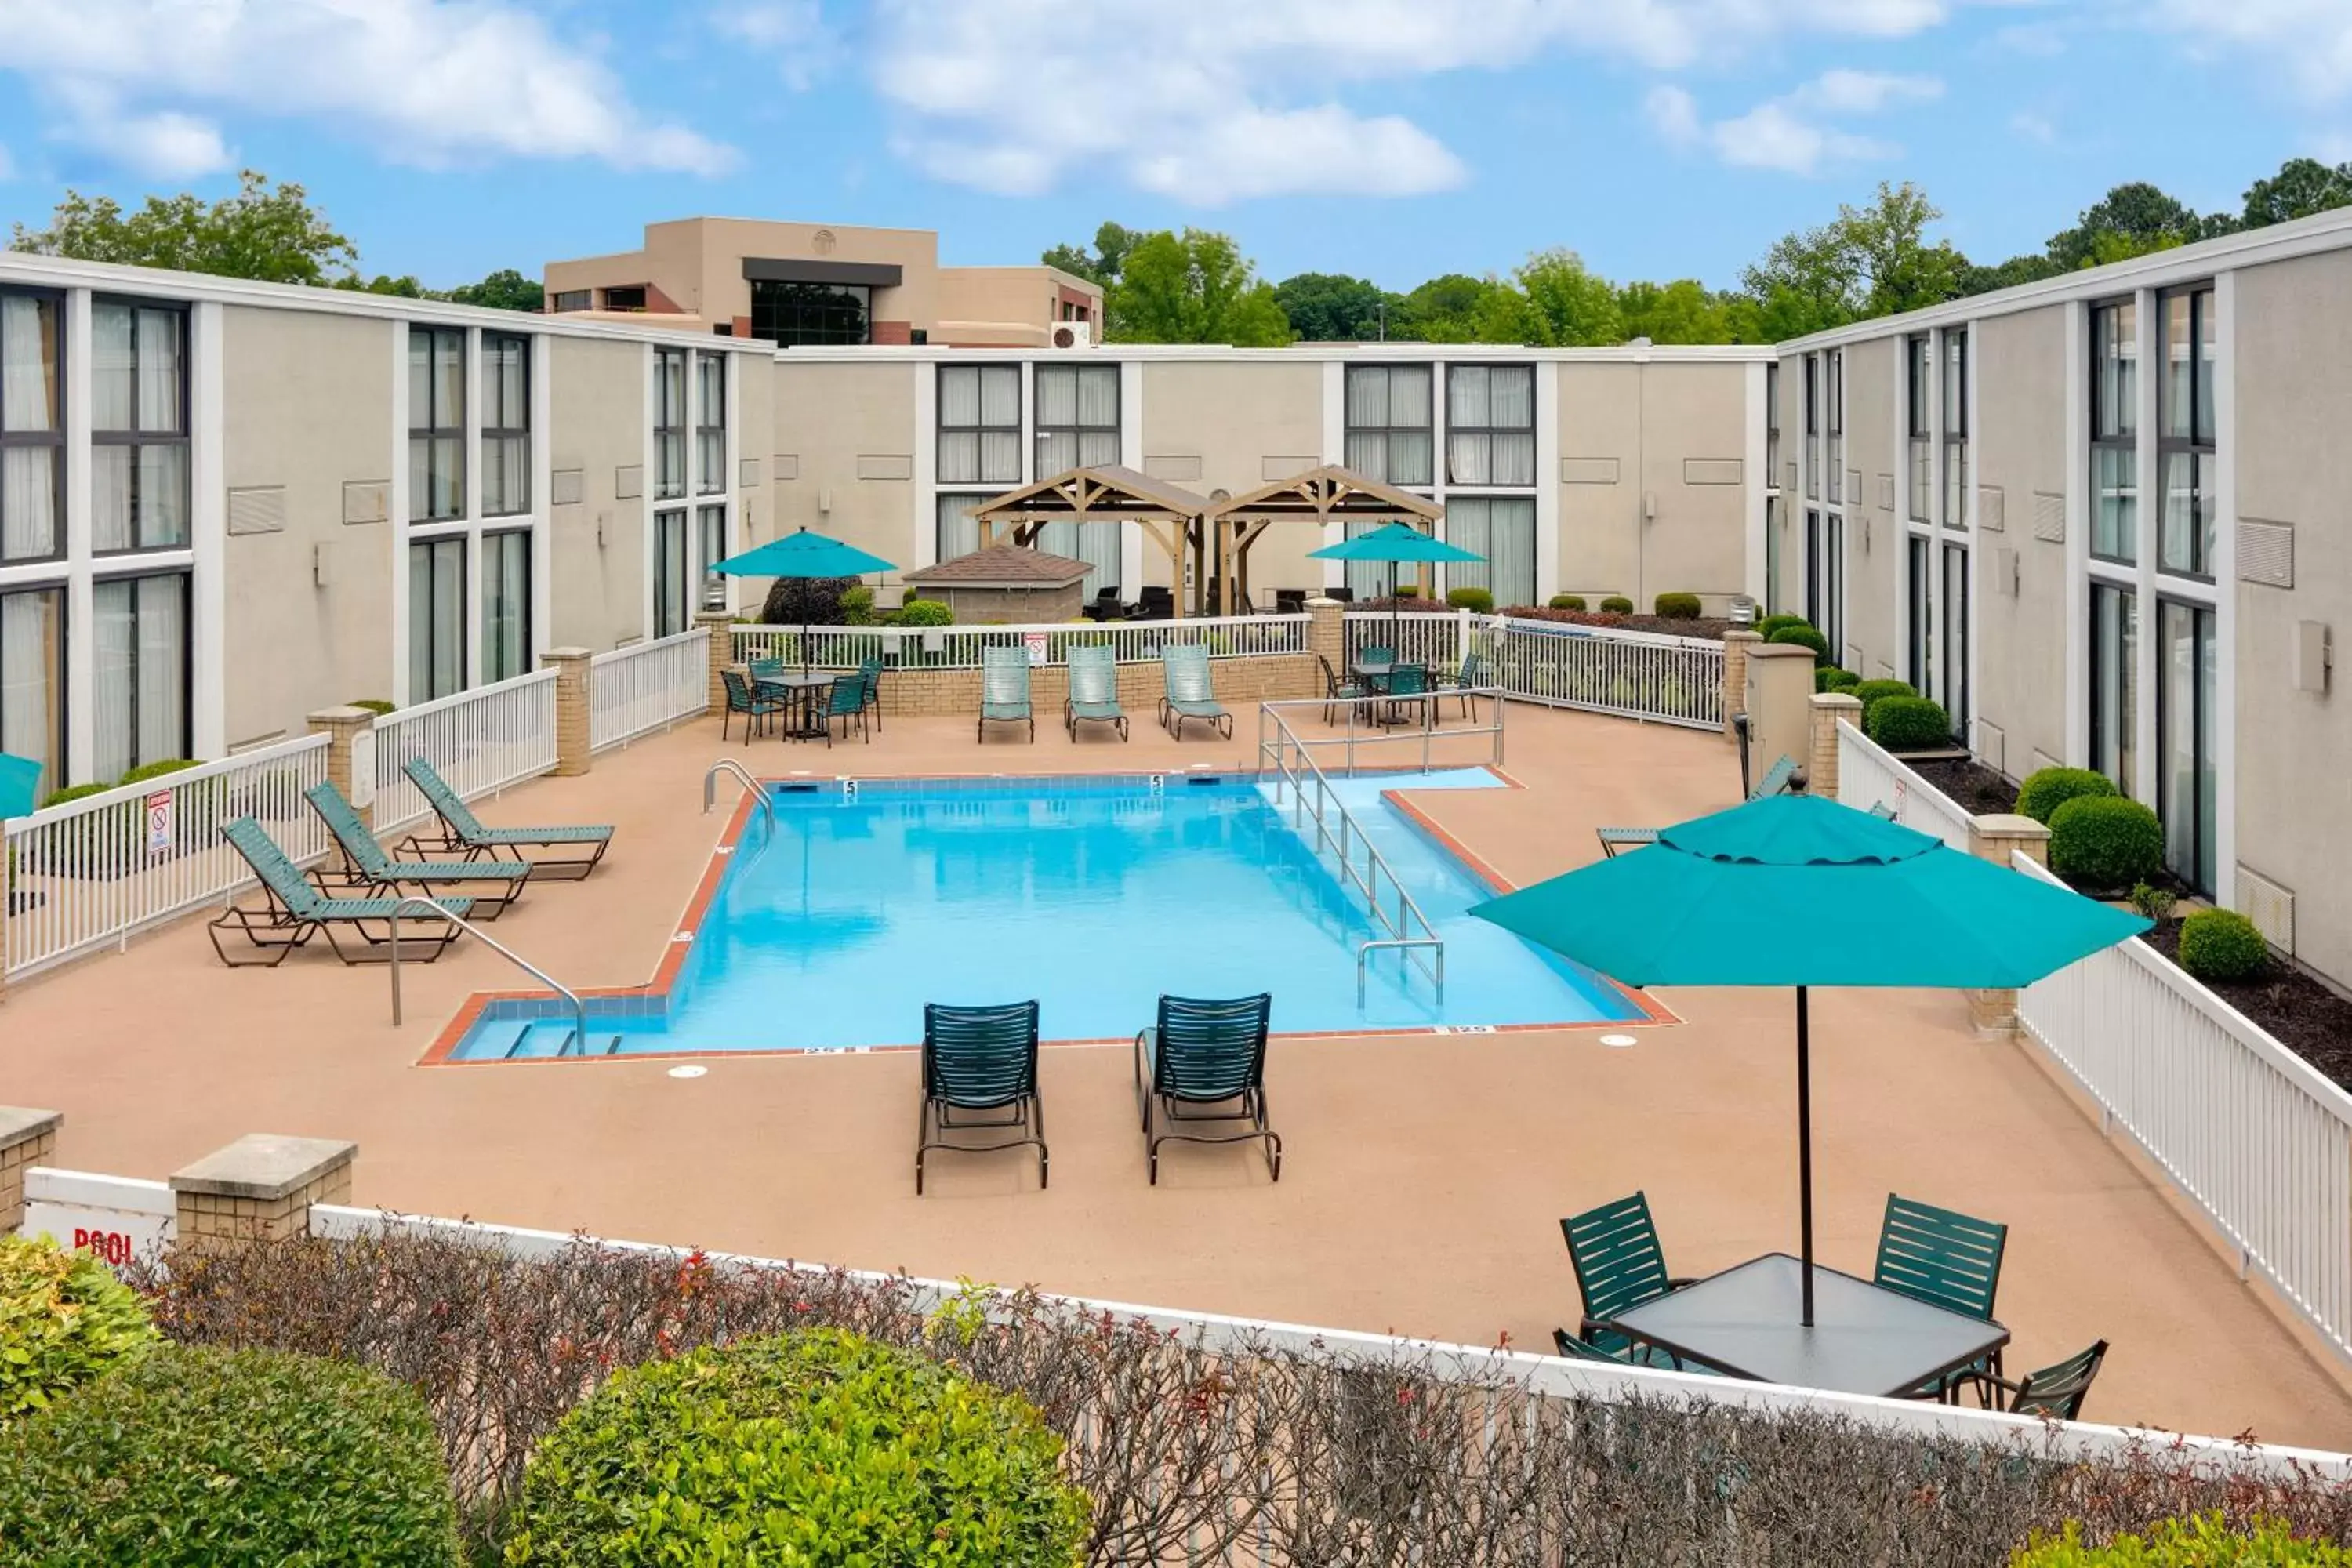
(444, 769, 1639, 1060)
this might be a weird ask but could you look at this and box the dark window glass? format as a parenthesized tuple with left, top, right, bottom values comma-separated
(408, 538, 466, 700)
(2158, 287, 2216, 577)
(695, 352, 727, 495)
(2089, 583, 2137, 795)
(1942, 542, 1968, 737)
(2091, 300, 2137, 565)
(1906, 336, 1930, 522)
(603, 286, 647, 312)
(2158, 598, 2216, 893)
(750, 280, 870, 347)
(654, 348, 687, 502)
(481, 529, 531, 684)
(1907, 535, 1932, 692)
(653, 509, 689, 638)
(1825, 350, 1843, 505)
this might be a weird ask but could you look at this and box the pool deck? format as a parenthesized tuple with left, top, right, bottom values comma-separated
(6, 704, 2350, 1450)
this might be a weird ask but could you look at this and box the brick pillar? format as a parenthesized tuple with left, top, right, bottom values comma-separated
(307, 706, 379, 829)
(1743, 644, 1816, 789)
(1308, 597, 1345, 678)
(1722, 630, 1763, 747)
(546, 647, 593, 777)
(697, 611, 736, 716)
(1963, 813, 2056, 1036)
(0, 1108, 63, 1232)
(1806, 691, 1864, 800)
(170, 1134, 357, 1253)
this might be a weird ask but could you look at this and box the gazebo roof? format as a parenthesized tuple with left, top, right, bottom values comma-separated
(1203, 464, 1443, 524)
(965, 464, 1213, 524)
(902, 543, 1091, 587)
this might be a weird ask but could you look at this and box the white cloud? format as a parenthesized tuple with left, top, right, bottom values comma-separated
(0, 143, 15, 182)
(1796, 68, 1942, 114)
(711, 1, 837, 90)
(0, 0, 735, 176)
(1712, 102, 1896, 174)
(2150, 0, 2352, 101)
(1645, 85, 1704, 148)
(1649, 68, 1933, 174)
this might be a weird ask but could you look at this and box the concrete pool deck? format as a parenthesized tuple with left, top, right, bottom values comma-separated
(5, 704, 2350, 1449)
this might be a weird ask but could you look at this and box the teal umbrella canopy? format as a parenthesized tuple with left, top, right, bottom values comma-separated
(1308, 520, 1483, 564)
(0, 752, 40, 821)
(713, 528, 896, 579)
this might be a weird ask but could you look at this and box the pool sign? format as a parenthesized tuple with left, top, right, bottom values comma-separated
(1022, 632, 1047, 666)
(19, 1169, 176, 1275)
(144, 790, 174, 855)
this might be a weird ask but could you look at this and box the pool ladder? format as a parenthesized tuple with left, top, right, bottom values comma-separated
(702, 759, 778, 855)
(386, 896, 620, 1058)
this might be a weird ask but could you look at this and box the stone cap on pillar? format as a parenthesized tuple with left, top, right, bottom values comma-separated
(305, 705, 378, 728)
(0, 1107, 63, 1154)
(1748, 643, 1817, 666)
(543, 646, 593, 662)
(171, 1134, 357, 1201)
(1809, 690, 1864, 713)
(1723, 630, 1765, 645)
(1306, 597, 1343, 608)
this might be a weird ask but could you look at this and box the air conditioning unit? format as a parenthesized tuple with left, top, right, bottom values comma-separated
(1049, 321, 1093, 349)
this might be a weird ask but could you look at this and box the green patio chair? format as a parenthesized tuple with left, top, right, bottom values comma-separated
(858, 655, 884, 734)
(1446, 651, 1494, 719)
(303, 781, 528, 918)
(1875, 1192, 2009, 1396)
(209, 817, 472, 967)
(1973, 1339, 2108, 1420)
(1559, 1192, 1696, 1369)
(820, 672, 869, 746)
(400, 757, 614, 881)
(1550, 1328, 1719, 1374)
(1358, 644, 1396, 668)
(722, 668, 786, 745)
(1317, 652, 1368, 725)
(1157, 644, 1232, 739)
(917, 1000, 1046, 1194)
(1596, 754, 1800, 858)
(1134, 992, 1278, 1184)
(1381, 662, 1433, 727)
(749, 655, 786, 682)
(1064, 644, 1128, 741)
(978, 645, 1035, 742)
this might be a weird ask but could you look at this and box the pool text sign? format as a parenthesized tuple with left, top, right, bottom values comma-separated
(17, 1169, 176, 1272)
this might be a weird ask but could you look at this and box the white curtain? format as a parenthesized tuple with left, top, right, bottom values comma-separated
(91, 305, 134, 430)
(0, 587, 63, 796)
(484, 434, 528, 516)
(137, 309, 183, 432)
(938, 367, 1021, 484)
(2, 448, 56, 561)
(1345, 366, 1391, 428)
(92, 447, 132, 552)
(938, 365, 981, 426)
(481, 530, 530, 682)
(409, 542, 466, 698)
(1039, 520, 1121, 596)
(978, 365, 1018, 426)
(935, 492, 984, 561)
(140, 445, 188, 546)
(1444, 496, 1536, 611)
(91, 580, 135, 782)
(695, 352, 724, 430)
(135, 575, 187, 764)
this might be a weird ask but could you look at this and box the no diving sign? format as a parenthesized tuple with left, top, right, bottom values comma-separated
(145, 790, 174, 855)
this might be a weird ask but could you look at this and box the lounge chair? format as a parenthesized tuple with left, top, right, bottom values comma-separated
(1064, 644, 1128, 741)
(1875, 1192, 2009, 1397)
(1157, 644, 1232, 739)
(722, 669, 786, 745)
(209, 817, 471, 967)
(820, 672, 869, 746)
(303, 781, 528, 918)
(1967, 1340, 2108, 1420)
(917, 1000, 1047, 1194)
(1559, 1192, 1695, 1370)
(978, 646, 1035, 742)
(399, 757, 613, 881)
(1133, 993, 1279, 1184)
(1596, 754, 1799, 858)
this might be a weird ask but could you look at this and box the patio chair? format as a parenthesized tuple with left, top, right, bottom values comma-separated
(1064, 644, 1129, 741)
(722, 668, 786, 745)
(1446, 651, 1494, 719)
(209, 818, 472, 967)
(978, 646, 1035, 742)
(1317, 652, 1368, 725)
(1357, 644, 1396, 670)
(399, 757, 614, 881)
(749, 655, 786, 682)
(1559, 1192, 1696, 1370)
(858, 656, 884, 734)
(917, 1000, 1046, 1194)
(1596, 753, 1801, 858)
(303, 781, 528, 919)
(1274, 588, 1308, 615)
(1325, 586, 1355, 604)
(1381, 662, 1433, 727)
(821, 673, 869, 746)
(1970, 1340, 2108, 1421)
(1550, 1328, 1719, 1374)
(1136, 586, 1174, 621)
(1157, 644, 1232, 739)
(1875, 1192, 2009, 1396)
(1133, 992, 1279, 1184)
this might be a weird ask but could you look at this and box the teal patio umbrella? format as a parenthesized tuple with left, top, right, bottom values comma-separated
(0, 752, 41, 822)
(1309, 521, 1483, 648)
(712, 528, 898, 674)
(1469, 793, 2149, 1325)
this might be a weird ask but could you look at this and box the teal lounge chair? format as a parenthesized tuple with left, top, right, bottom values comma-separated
(400, 757, 613, 880)
(1559, 1192, 1694, 1370)
(1134, 993, 1278, 1183)
(1064, 644, 1128, 741)
(978, 646, 1034, 742)
(918, 1000, 1046, 1194)
(209, 817, 471, 967)
(1157, 644, 1232, 739)
(304, 781, 528, 918)
(1596, 754, 1799, 858)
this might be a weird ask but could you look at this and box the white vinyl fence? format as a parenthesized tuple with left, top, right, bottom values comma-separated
(732, 613, 1309, 672)
(1342, 608, 1470, 671)
(2, 735, 331, 982)
(1834, 719, 1973, 851)
(371, 670, 560, 835)
(1487, 617, 1724, 730)
(590, 630, 710, 752)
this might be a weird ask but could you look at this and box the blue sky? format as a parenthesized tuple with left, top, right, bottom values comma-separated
(0, 1, 2345, 296)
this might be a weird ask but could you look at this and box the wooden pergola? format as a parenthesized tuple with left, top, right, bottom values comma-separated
(1202, 465, 1446, 616)
(963, 466, 1219, 616)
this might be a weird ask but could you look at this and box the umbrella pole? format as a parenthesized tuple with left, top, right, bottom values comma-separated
(1797, 985, 1816, 1328)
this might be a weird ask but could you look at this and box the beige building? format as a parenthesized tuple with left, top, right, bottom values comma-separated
(542, 219, 1102, 349)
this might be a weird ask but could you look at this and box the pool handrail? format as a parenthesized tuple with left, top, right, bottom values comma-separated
(702, 758, 779, 849)
(387, 895, 615, 1058)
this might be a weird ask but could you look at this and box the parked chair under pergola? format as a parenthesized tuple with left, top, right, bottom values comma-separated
(1203, 466, 1446, 617)
(962, 466, 1215, 617)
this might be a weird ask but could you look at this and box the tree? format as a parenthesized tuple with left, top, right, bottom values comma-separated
(1104, 229, 1292, 346)
(1616, 278, 1741, 344)
(1483, 249, 1624, 346)
(1392, 274, 1504, 342)
(9, 170, 357, 285)
(1041, 222, 1138, 287)
(1739, 218, 1862, 340)
(336, 274, 434, 298)
(1839, 182, 1968, 318)
(448, 268, 546, 312)
(1272, 273, 1399, 341)
(2046, 182, 2218, 270)
(1955, 252, 2065, 298)
(2240, 156, 2352, 229)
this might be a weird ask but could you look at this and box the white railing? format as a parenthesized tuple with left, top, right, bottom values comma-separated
(2, 735, 331, 982)
(1342, 608, 1467, 670)
(590, 629, 710, 752)
(731, 613, 1309, 672)
(2015, 853, 2352, 1363)
(1834, 718, 1973, 851)
(1487, 616, 1724, 730)
(371, 670, 560, 835)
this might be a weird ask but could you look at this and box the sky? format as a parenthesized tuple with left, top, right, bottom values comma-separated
(0, 0, 2348, 296)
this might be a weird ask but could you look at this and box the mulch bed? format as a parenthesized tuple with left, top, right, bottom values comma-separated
(2139, 921, 2352, 1090)
(1906, 757, 2020, 816)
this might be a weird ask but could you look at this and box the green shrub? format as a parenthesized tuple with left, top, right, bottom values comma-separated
(1599, 594, 1634, 613)
(116, 758, 198, 788)
(0, 1233, 157, 1421)
(2179, 908, 2269, 983)
(1866, 695, 1954, 751)
(1653, 591, 1702, 619)
(506, 1328, 1087, 1566)
(1445, 585, 1495, 613)
(2015, 1513, 2352, 1565)
(1814, 666, 1860, 694)
(2017, 766, 2118, 826)
(1755, 612, 1812, 641)
(2130, 881, 2179, 924)
(1395, 583, 1422, 599)
(37, 782, 109, 809)
(2049, 796, 2165, 889)
(1548, 593, 1586, 611)
(348, 698, 397, 716)
(892, 597, 954, 628)
(840, 583, 877, 626)
(0, 1344, 461, 1565)
(1766, 623, 1830, 659)
(1853, 677, 1918, 723)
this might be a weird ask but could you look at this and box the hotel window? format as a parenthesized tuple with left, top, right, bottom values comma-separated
(750, 281, 870, 347)
(1445, 365, 1534, 485)
(1942, 331, 1969, 531)
(91, 572, 188, 779)
(1765, 363, 1780, 488)
(1342, 365, 1433, 486)
(1443, 495, 1536, 611)
(1802, 357, 1818, 499)
(1942, 542, 1969, 739)
(2, 290, 62, 564)
(652, 509, 688, 639)
(1907, 536, 1933, 694)
(697, 504, 728, 611)
(93, 301, 189, 552)
(1906, 335, 1931, 523)
(550, 290, 590, 314)
(653, 348, 687, 502)
(602, 286, 647, 313)
(2091, 300, 2137, 564)
(1806, 510, 1843, 659)
(0, 585, 64, 798)
(1824, 350, 1843, 505)
(481, 529, 530, 684)
(1034, 363, 1119, 474)
(481, 332, 530, 517)
(694, 352, 726, 495)
(937, 365, 1021, 486)
(2158, 287, 2216, 579)
(408, 326, 465, 523)
(408, 539, 466, 701)
(935, 492, 988, 564)
(2158, 599, 2216, 893)
(2089, 583, 2137, 796)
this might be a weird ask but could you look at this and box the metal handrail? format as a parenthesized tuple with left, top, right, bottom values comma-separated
(703, 759, 777, 843)
(387, 896, 613, 1058)
(1260, 686, 1508, 778)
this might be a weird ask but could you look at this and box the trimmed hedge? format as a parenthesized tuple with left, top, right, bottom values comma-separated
(1653, 591, 1702, 619)
(1599, 594, 1634, 613)
(1755, 612, 1812, 642)
(0, 1233, 157, 1421)
(2016, 1514, 2352, 1565)
(2179, 909, 2269, 983)
(348, 698, 397, 716)
(116, 758, 199, 787)
(0, 1344, 461, 1566)
(2017, 767, 2118, 826)
(892, 597, 955, 627)
(1866, 695, 1954, 752)
(1767, 623, 1831, 659)
(1853, 678, 1918, 723)
(1816, 666, 1861, 694)
(2049, 796, 2165, 889)
(1445, 585, 1495, 613)
(1548, 593, 1586, 611)
(505, 1328, 1088, 1566)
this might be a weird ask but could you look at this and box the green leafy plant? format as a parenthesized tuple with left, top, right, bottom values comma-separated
(1653, 591, 1702, 619)
(1755, 612, 1812, 642)
(2179, 908, 2269, 984)
(1853, 677, 1918, 722)
(1815, 666, 1861, 694)
(0, 1233, 158, 1421)
(1548, 593, 1586, 611)
(2016, 767, 2119, 826)
(2015, 1512, 2352, 1565)
(0, 1343, 461, 1565)
(1866, 695, 1954, 751)
(37, 782, 110, 809)
(503, 1328, 1088, 1566)
(840, 584, 877, 627)
(2129, 882, 2179, 924)
(1395, 583, 1422, 599)
(1599, 594, 1634, 613)
(1766, 623, 1831, 659)
(2049, 796, 2165, 889)
(348, 698, 397, 715)
(116, 757, 198, 787)
(892, 597, 955, 628)
(1444, 585, 1495, 613)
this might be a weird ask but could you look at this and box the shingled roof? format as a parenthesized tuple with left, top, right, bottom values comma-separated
(902, 543, 1092, 586)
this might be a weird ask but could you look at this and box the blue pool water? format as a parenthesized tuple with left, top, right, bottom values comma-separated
(450, 770, 1636, 1060)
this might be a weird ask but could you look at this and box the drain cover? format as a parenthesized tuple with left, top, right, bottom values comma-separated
(666, 1065, 708, 1079)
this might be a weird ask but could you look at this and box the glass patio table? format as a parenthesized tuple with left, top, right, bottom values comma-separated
(755, 671, 837, 742)
(1599, 1252, 2009, 1399)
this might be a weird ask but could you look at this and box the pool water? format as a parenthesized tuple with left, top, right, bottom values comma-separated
(449, 770, 1636, 1060)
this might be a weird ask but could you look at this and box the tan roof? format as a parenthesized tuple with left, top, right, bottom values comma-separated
(902, 543, 1092, 586)
(967, 465, 1213, 523)
(1204, 464, 1444, 523)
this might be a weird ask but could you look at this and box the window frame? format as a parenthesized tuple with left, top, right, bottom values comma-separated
(406, 536, 468, 702)
(652, 506, 690, 640)
(653, 347, 688, 503)
(480, 332, 531, 519)
(2155, 596, 2217, 894)
(2089, 581, 2137, 796)
(1802, 356, 1820, 499)
(89, 567, 191, 776)
(0, 285, 66, 567)
(694, 351, 727, 497)
(1442, 364, 1536, 488)
(2089, 298, 2138, 567)
(1765, 362, 1781, 489)
(91, 296, 192, 555)
(408, 325, 467, 524)
(1941, 330, 1969, 532)
(549, 289, 590, 314)
(1341, 364, 1435, 488)
(1906, 534, 1932, 693)
(1824, 349, 1844, 505)
(1033, 362, 1120, 476)
(2156, 285, 2216, 582)
(0, 581, 67, 797)
(1941, 541, 1969, 739)
(936, 365, 1022, 487)
(480, 526, 532, 685)
(696, 503, 728, 612)
(1905, 334, 1931, 524)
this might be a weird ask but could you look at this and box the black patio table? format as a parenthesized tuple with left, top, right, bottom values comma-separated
(755, 671, 837, 742)
(1599, 1252, 2009, 1399)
